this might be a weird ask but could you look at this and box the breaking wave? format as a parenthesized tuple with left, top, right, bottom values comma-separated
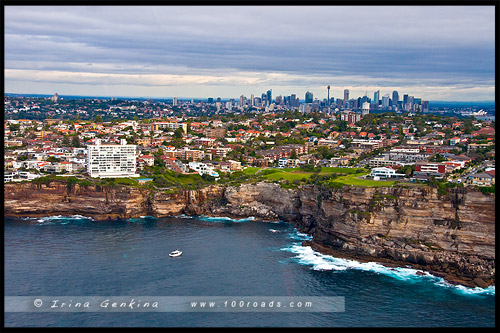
(282, 231, 494, 297)
(22, 215, 94, 225)
(198, 215, 256, 223)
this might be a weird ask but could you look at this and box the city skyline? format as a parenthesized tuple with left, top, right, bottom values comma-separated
(4, 5, 495, 101)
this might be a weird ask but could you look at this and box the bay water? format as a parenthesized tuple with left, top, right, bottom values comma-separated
(4, 215, 495, 327)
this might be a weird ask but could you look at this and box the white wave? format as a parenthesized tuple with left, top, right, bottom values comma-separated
(37, 215, 94, 222)
(287, 231, 313, 241)
(199, 215, 256, 223)
(282, 243, 495, 296)
(434, 279, 496, 296)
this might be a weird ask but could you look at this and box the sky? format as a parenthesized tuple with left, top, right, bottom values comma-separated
(4, 5, 496, 102)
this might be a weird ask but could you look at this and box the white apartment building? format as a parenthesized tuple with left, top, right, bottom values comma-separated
(87, 139, 139, 178)
(371, 167, 405, 180)
(188, 162, 219, 178)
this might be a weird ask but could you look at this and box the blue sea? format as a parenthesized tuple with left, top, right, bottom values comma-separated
(4, 215, 495, 327)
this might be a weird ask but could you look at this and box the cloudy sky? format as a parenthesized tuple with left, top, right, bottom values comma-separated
(4, 5, 495, 101)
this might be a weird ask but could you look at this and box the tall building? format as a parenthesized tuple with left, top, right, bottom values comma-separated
(51, 93, 59, 102)
(284, 96, 290, 107)
(275, 95, 282, 105)
(392, 91, 399, 106)
(290, 94, 299, 108)
(327, 86, 331, 106)
(240, 95, 245, 109)
(87, 139, 138, 178)
(422, 100, 429, 112)
(373, 90, 380, 105)
(250, 94, 255, 107)
(266, 89, 272, 106)
(305, 91, 313, 103)
(403, 94, 408, 105)
(173, 97, 177, 106)
(382, 94, 390, 108)
(343, 89, 349, 103)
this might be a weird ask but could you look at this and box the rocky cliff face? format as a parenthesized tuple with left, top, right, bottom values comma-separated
(294, 185, 495, 288)
(4, 181, 495, 287)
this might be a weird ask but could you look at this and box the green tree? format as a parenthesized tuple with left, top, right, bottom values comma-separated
(61, 135, 71, 146)
(71, 135, 81, 148)
(173, 127, 184, 139)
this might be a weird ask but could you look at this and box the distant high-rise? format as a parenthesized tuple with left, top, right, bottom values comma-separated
(422, 100, 429, 113)
(207, 97, 214, 104)
(240, 95, 245, 109)
(266, 89, 272, 106)
(382, 94, 390, 108)
(305, 91, 313, 103)
(290, 94, 299, 108)
(392, 91, 399, 106)
(275, 95, 282, 105)
(344, 89, 349, 103)
(173, 97, 177, 106)
(250, 94, 254, 107)
(373, 90, 380, 105)
(327, 86, 330, 106)
(51, 93, 59, 102)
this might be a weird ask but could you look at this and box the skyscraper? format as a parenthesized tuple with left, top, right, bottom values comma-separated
(173, 97, 177, 106)
(250, 94, 254, 107)
(327, 86, 331, 106)
(344, 89, 349, 103)
(240, 95, 245, 110)
(373, 90, 380, 105)
(392, 91, 399, 106)
(305, 91, 313, 103)
(382, 94, 390, 108)
(290, 94, 299, 108)
(267, 89, 272, 106)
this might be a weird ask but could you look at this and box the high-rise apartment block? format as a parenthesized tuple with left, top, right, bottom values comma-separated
(87, 139, 138, 178)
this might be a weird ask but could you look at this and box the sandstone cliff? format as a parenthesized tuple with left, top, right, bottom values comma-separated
(4, 181, 495, 287)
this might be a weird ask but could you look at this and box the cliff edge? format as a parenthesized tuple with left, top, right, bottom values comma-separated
(4, 181, 495, 288)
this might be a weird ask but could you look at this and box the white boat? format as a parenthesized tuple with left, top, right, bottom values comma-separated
(169, 249, 182, 257)
(269, 229, 281, 233)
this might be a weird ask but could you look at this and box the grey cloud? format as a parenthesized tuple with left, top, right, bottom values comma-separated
(4, 5, 495, 100)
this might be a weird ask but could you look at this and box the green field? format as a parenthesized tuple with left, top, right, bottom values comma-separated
(332, 172, 397, 187)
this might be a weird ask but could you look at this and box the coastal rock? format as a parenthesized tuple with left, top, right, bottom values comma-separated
(4, 181, 495, 288)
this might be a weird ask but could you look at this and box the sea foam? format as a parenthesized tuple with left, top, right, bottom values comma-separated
(25, 215, 94, 225)
(282, 231, 495, 296)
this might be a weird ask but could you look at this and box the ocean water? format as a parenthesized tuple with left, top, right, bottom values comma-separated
(4, 215, 495, 327)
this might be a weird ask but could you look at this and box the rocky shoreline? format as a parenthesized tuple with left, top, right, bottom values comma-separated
(4, 181, 495, 288)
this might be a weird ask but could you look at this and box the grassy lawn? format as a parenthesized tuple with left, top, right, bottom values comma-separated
(254, 166, 373, 183)
(332, 172, 397, 187)
(113, 177, 140, 186)
(161, 170, 203, 185)
(262, 169, 313, 181)
(241, 167, 261, 175)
